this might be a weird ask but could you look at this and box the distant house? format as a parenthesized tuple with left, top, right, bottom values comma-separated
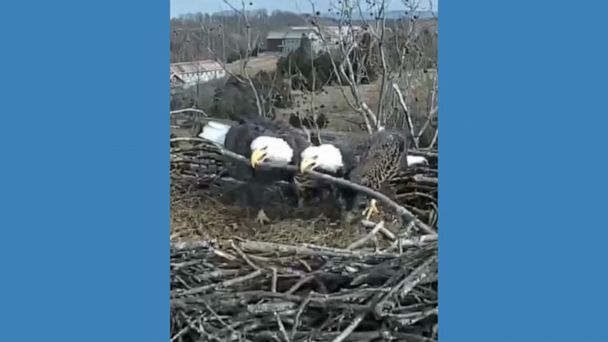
(266, 27, 326, 55)
(266, 25, 362, 56)
(323, 25, 362, 45)
(170, 60, 227, 89)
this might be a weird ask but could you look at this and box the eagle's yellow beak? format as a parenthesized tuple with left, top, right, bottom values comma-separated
(300, 158, 316, 173)
(251, 148, 268, 168)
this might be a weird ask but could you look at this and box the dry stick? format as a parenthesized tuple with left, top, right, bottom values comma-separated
(395, 234, 438, 249)
(429, 127, 439, 149)
(213, 248, 237, 261)
(396, 307, 438, 327)
(171, 313, 204, 342)
(290, 292, 312, 340)
(286, 274, 317, 295)
(230, 240, 260, 270)
(238, 240, 395, 258)
(203, 301, 254, 342)
(171, 240, 210, 250)
(183, 316, 224, 342)
(392, 83, 419, 149)
(347, 221, 386, 250)
(361, 220, 397, 241)
(275, 312, 291, 342)
(175, 269, 263, 296)
(170, 108, 208, 116)
(373, 256, 437, 318)
(330, 312, 366, 342)
(373, 0, 391, 129)
(271, 267, 278, 293)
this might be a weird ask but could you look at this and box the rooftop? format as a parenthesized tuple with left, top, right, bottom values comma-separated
(267, 25, 361, 41)
(170, 60, 224, 74)
(267, 30, 313, 40)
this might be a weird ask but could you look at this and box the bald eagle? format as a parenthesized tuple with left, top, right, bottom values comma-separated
(298, 130, 428, 221)
(200, 116, 310, 223)
(293, 144, 346, 208)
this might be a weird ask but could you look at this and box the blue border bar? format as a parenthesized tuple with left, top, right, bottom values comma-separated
(441, 0, 608, 341)
(0, 0, 169, 341)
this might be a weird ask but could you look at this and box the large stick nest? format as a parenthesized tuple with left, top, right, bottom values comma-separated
(170, 126, 438, 342)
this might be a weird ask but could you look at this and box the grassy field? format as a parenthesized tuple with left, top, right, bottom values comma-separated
(226, 53, 281, 75)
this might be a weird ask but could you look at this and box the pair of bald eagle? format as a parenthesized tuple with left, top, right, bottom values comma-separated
(200, 115, 427, 224)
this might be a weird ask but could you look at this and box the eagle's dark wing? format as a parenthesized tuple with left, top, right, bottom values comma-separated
(271, 118, 311, 166)
(223, 121, 267, 181)
(223, 116, 309, 212)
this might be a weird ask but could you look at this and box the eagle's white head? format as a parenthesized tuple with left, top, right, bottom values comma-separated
(250, 136, 294, 168)
(299, 144, 344, 173)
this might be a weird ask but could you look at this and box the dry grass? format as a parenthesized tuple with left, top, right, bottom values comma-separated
(170, 191, 399, 249)
(227, 53, 280, 75)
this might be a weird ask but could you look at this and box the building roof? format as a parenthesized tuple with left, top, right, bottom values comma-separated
(290, 26, 318, 31)
(285, 31, 313, 39)
(267, 31, 310, 40)
(266, 31, 288, 40)
(170, 60, 224, 74)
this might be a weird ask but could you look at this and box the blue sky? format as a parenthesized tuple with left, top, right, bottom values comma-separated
(170, 0, 439, 18)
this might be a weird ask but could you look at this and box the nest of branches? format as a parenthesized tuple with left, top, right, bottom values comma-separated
(171, 237, 437, 342)
(170, 134, 438, 342)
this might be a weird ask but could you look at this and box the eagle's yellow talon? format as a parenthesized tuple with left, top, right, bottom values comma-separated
(362, 199, 380, 220)
(255, 209, 270, 225)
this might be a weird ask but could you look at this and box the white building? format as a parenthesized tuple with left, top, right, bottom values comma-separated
(170, 60, 227, 89)
(266, 29, 322, 55)
(266, 25, 362, 56)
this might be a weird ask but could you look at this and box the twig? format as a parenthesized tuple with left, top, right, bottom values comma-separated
(290, 292, 312, 340)
(330, 312, 366, 342)
(271, 267, 278, 293)
(175, 269, 263, 296)
(286, 275, 317, 295)
(275, 312, 291, 342)
(170, 313, 203, 342)
(238, 240, 396, 258)
(392, 83, 418, 149)
(373, 256, 437, 317)
(213, 248, 237, 261)
(347, 221, 386, 250)
(395, 234, 438, 248)
(170, 108, 208, 116)
(429, 127, 438, 149)
(361, 220, 397, 241)
(230, 240, 260, 270)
